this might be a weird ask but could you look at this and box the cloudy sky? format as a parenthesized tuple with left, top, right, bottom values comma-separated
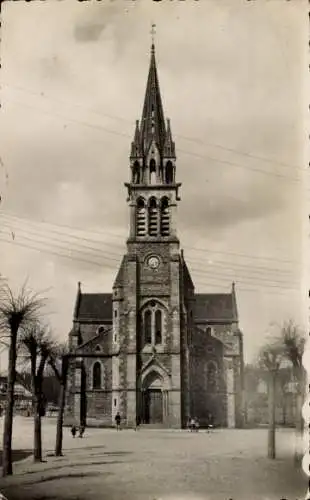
(0, 0, 308, 364)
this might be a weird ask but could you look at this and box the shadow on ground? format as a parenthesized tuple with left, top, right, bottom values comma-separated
(1, 471, 112, 500)
(0, 450, 33, 466)
(35, 471, 105, 484)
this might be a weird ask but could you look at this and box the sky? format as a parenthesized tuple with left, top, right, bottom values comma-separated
(0, 0, 308, 365)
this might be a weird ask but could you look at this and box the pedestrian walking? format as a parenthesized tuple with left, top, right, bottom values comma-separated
(115, 411, 121, 431)
(189, 417, 195, 432)
(78, 424, 85, 438)
(205, 411, 214, 432)
(71, 425, 77, 438)
(194, 417, 200, 432)
(135, 415, 141, 431)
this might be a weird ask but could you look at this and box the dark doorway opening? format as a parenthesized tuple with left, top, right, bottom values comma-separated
(143, 389, 163, 424)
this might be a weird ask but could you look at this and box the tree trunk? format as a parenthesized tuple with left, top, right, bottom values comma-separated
(55, 383, 66, 456)
(267, 370, 276, 459)
(33, 393, 42, 462)
(294, 368, 306, 465)
(282, 394, 286, 426)
(55, 357, 68, 457)
(2, 328, 18, 477)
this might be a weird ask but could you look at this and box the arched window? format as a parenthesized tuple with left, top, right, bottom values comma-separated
(148, 197, 158, 236)
(95, 345, 102, 352)
(136, 197, 146, 236)
(206, 361, 217, 392)
(150, 159, 156, 185)
(160, 197, 170, 236)
(165, 161, 174, 184)
(145, 310, 152, 344)
(142, 302, 164, 346)
(92, 362, 102, 389)
(155, 310, 162, 344)
(133, 161, 140, 184)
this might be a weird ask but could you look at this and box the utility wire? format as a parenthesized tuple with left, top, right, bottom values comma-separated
(0, 210, 299, 266)
(0, 234, 298, 296)
(2, 81, 303, 172)
(0, 216, 298, 283)
(0, 229, 299, 292)
(0, 219, 299, 287)
(4, 97, 302, 183)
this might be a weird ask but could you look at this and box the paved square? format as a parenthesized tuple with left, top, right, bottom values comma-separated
(0, 417, 306, 500)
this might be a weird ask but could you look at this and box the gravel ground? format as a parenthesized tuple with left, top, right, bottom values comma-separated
(0, 417, 306, 500)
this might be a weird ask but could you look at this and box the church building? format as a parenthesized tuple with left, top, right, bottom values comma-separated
(65, 43, 244, 429)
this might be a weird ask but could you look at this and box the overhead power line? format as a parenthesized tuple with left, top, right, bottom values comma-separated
(0, 234, 299, 297)
(0, 218, 299, 287)
(0, 210, 299, 266)
(5, 96, 302, 183)
(0, 215, 298, 281)
(0, 226, 299, 293)
(2, 81, 303, 172)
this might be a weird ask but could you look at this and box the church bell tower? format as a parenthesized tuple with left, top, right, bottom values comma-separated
(112, 42, 191, 429)
(126, 42, 181, 244)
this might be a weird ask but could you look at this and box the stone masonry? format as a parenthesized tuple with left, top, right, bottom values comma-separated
(64, 43, 244, 429)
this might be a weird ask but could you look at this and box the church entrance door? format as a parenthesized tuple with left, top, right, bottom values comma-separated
(144, 389, 163, 424)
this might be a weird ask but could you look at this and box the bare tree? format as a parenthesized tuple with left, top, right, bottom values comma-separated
(19, 323, 54, 463)
(278, 320, 306, 463)
(0, 284, 45, 476)
(258, 341, 283, 459)
(48, 343, 69, 457)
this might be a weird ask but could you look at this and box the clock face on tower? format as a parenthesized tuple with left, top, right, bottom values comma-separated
(147, 256, 160, 269)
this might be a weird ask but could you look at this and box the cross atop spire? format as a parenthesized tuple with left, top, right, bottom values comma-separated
(151, 23, 156, 49)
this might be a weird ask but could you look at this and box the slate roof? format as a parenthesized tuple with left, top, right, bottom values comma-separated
(76, 293, 112, 321)
(75, 292, 235, 323)
(194, 293, 236, 322)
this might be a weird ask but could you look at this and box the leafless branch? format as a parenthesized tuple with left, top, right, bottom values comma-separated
(0, 283, 46, 337)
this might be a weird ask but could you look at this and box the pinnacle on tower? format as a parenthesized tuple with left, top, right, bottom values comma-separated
(163, 118, 176, 159)
(130, 120, 142, 159)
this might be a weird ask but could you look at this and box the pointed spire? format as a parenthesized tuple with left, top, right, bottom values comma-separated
(163, 118, 176, 158)
(140, 43, 166, 156)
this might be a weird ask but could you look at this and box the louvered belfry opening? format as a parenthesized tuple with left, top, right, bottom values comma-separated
(136, 197, 146, 236)
(132, 160, 140, 184)
(148, 197, 158, 236)
(165, 160, 174, 184)
(160, 197, 170, 236)
(149, 159, 157, 185)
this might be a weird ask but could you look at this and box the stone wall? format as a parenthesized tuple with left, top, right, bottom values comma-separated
(189, 329, 227, 427)
(79, 322, 112, 347)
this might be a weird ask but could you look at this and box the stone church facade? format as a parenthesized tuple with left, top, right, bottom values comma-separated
(65, 44, 244, 429)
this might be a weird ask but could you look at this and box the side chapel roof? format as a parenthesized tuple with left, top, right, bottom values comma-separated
(194, 291, 237, 322)
(75, 293, 112, 321)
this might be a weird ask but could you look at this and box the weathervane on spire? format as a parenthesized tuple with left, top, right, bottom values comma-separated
(151, 23, 156, 51)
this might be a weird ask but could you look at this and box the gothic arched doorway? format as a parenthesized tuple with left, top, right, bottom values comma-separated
(142, 371, 163, 424)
